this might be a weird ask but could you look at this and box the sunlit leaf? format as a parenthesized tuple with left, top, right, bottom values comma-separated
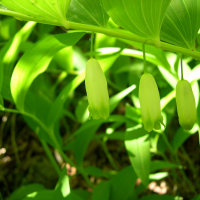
(125, 126, 150, 187)
(55, 169, 70, 198)
(11, 32, 85, 113)
(102, 0, 171, 46)
(0, 0, 71, 26)
(0, 21, 36, 93)
(110, 85, 136, 112)
(149, 172, 168, 180)
(161, 0, 200, 50)
(0, 17, 16, 40)
(66, 0, 109, 27)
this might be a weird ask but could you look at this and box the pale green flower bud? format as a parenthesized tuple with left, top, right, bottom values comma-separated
(139, 73, 164, 132)
(176, 79, 196, 130)
(85, 58, 109, 120)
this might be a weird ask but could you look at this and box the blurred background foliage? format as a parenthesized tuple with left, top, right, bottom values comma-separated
(0, 13, 200, 200)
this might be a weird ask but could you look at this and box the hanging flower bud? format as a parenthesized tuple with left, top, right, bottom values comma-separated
(139, 73, 164, 132)
(85, 58, 109, 120)
(176, 79, 196, 130)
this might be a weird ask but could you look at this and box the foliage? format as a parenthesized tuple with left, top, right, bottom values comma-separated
(0, 0, 200, 200)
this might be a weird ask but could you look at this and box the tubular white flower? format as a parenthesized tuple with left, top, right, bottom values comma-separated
(176, 79, 196, 130)
(139, 73, 164, 132)
(85, 58, 109, 120)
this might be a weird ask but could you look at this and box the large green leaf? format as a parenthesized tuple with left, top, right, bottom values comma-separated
(66, 0, 109, 27)
(0, 0, 71, 26)
(161, 0, 200, 50)
(92, 181, 110, 200)
(102, 0, 171, 46)
(8, 184, 45, 200)
(110, 166, 137, 200)
(125, 126, 150, 187)
(11, 32, 85, 113)
(0, 21, 36, 109)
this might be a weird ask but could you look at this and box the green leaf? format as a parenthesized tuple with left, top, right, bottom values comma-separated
(125, 126, 150, 187)
(161, 0, 200, 50)
(73, 120, 101, 166)
(84, 166, 110, 178)
(149, 172, 168, 180)
(47, 72, 85, 126)
(109, 84, 136, 113)
(11, 32, 85, 113)
(66, 0, 109, 27)
(0, 17, 16, 40)
(8, 184, 45, 200)
(53, 46, 73, 72)
(21, 190, 59, 200)
(125, 104, 142, 124)
(55, 169, 70, 198)
(150, 160, 180, 172)
(0, 21, 36, 93)
(192, 195, 200, 200)
(140, 194, 177, 200)
(110, 166, 137, 200)
(92, 181, 110, 200)
(0, 0, 71, 26)
(171, 125, 198, 151)
(102, 0, 171, 46)
(75, 97, 89, 123)
(72, 189, 90, 200)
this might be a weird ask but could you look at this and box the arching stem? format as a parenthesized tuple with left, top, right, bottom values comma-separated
(90, 32, 94, 59)
(142, 40, 148, 73)
(181, 56, 184, 80)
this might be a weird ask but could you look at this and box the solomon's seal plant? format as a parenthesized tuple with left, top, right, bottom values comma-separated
(175, 58, 197, 130)
(139, 42, 164, 132)
(85, 58, 110, 120)
(176, 80, 197, 130)
(139, 73, 164, 132)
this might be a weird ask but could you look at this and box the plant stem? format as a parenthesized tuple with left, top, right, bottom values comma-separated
(180, 146, 200, 189)
(98, 137, 119, 171)
(142, 42, 147, 73)
(50, 131, 94, 189)
(65, 21, 200, 60)
(90, 32, 94, 58)
(55, 141, 94, 189)
(39, 138, 61, 176)
(1, 107, 93, 188)
(174, 154, 197, 195)
(181, 56, 183, 80)
(161, 132, 197, 195)
(160, 132, 175, 154)
(11, 114, 20, 165)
